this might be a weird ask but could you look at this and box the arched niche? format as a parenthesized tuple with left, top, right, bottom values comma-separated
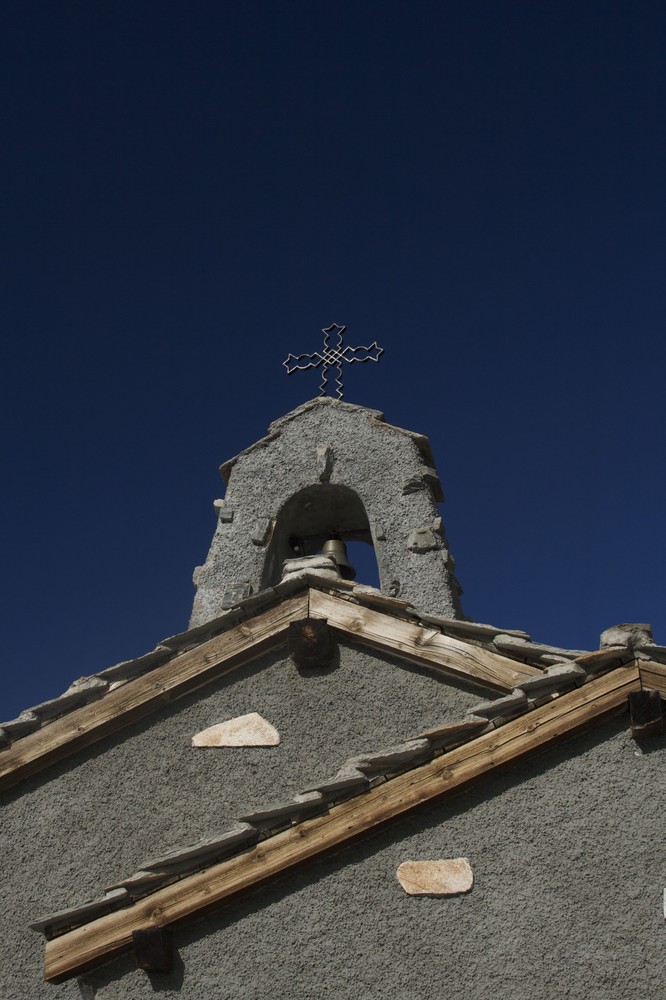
(261, 483, 378, 589)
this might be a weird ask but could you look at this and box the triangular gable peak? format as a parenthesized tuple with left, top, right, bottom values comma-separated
(0, 580, 556, 793)
(3, 577, 662, 799)
(190, 397, 463, 626)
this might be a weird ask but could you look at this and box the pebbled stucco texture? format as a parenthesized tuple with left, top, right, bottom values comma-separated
(190, 398, 462, 626)
(0, 641, 476, 1000)
(79, 716, 666, 1000)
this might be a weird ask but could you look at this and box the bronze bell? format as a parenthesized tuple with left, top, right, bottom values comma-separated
(321, 538, 356, 581)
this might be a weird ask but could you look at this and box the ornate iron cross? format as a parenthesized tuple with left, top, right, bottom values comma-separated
(283, 323, 383, 400)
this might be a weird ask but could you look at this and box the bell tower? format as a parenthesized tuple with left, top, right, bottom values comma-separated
(190, 397, 463, 625)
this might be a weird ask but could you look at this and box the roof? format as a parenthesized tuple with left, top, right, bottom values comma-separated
(4, 571, 650, 792)
(4, 575, 663, 981)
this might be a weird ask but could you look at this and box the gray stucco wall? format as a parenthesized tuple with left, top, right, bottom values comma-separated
(191, 399, 462, 625)
(0, 641, 475, 1000)
(82, 717, 665, 1000)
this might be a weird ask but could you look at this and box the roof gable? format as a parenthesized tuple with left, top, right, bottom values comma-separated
(4, 579, 663, 795)
(0, 582, 553, 793)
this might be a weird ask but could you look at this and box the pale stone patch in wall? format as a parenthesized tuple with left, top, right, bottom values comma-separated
(397, 858, 473, 896)
(191, 712, 280, 747)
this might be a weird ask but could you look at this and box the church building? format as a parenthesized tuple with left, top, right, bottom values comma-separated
(1, 372, 664, 998)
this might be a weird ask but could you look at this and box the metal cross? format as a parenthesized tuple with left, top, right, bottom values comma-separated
(283, 323, 383, 400)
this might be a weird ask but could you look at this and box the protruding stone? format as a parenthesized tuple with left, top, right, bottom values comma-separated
(468, 690, 527, 720)
(142, 824, 259, 872)
(402, 473, 424, 495)
(301, 766, 369, 798)
(638, 644, 666, 664)
(239, 792, 325, 829)
(600, 623, 655, 650)
(106, 870, 178, 898)
(350, 739, 431, 774)
(26, 689, 96, 723)
(418, 719, 488, 749)
(517, 663, 587, 695)
(30, 888, 130, 937)
(219, 507, 235, 523)
(316, 443, 334, 482)
(213, 499, 234, 523)
(402, 467, 443, 502)
(251, 518, 274, 546)
(281, 554, 340, 582)
(221, 582, 252, 609)
(97, 647, 173, 683)
(574, 646, 629, 674)
(0, 713, 41, 740)
(415, 615, 531, 642)
(397, 858, 473, 896)
(493, 634, 586, 661)
(421, 466, 444, 502)
(62, 676, 108, 698)
(407, 528, 439, 553)
(192, 712, 279, 747)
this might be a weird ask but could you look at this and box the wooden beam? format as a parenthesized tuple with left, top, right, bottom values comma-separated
(288, 619, 334, 670)
(132, 927, 173, 973)
(638, 659, 666, 699)
(308, 590, 542, 691)
(0, 594, 308, 792)
(43, 664, 639, 982)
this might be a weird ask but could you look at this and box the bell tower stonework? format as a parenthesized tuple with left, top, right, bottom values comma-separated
(190, 397, 463, 626)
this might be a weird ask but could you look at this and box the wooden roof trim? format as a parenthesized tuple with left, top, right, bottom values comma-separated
(0, 594, 308, 792)
(0, 587, 559, 792)
(3, 570, 609, 764)
(42, 663, 641, 983)
(309, 589, 543, 691)
(638, 658, 666, 697)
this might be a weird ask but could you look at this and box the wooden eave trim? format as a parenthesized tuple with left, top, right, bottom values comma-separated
(43, 663, 640, 983)
(638, 658, 666, 697)
(0, 594, 309, 792)
(309, 589, 542, 691)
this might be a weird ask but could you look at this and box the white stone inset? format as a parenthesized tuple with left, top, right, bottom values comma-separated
(192, 712, 280, 747)
(396, 858, 473, 896)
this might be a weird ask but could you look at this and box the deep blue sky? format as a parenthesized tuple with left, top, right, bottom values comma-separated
(2, 1, 665, 720)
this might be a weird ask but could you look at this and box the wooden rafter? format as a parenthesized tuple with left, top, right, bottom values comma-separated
(309, 590, 542, 690)
(43, 663, 640, 983)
